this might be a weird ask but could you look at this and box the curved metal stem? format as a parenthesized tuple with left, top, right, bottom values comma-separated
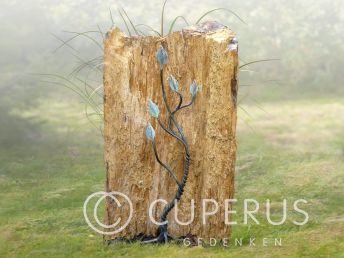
(168, 96, 195, 133)
(176, 92, 183, 110)
(157, 118, 188, 153)
(167, 91, 182, 133)
(160, 70, 172, 114)
(160, 70, 185, 141)
(145, 60, 196, 244)
(158, 68, 192, 221)
(152, 141, 180, 186)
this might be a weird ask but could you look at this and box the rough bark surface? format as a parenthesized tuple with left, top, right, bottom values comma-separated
(103, 21, 238, 241)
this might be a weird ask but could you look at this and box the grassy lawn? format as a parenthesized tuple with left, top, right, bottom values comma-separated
(0, 98, 343, 257)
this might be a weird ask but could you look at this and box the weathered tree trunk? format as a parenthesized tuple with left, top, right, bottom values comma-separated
(103, 21, 238, 241)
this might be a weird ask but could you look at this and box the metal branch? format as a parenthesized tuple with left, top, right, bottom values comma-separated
(152, 141, 181, 186)
(160, 70, 186, 142)
(168, 96, 195, 133)
(180, 96, 195, 109)
(176, 91, 183, 110)
(145, 48, 195, 244)
(160, 69, 172, 114)
(155, 82, 191, 243)
(167, 91, 183, 133)
(157, 118, 188, 151)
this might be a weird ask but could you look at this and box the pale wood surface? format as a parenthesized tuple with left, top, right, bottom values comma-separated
(103, 21, 238, 240)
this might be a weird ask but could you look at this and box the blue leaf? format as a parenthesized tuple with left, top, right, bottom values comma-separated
(148, 99, 160, 118)
(145, 122, 155, 141)
(156, 46, 168, 69)
(190, 80, 199, 97)
(169, 75, 179, 92)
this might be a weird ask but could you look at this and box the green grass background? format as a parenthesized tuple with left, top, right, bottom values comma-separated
(1, 98, 343, 257)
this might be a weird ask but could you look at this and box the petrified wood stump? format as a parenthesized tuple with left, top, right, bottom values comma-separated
(104, 21, 238, 241)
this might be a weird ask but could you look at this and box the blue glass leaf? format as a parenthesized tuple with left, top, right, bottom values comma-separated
(145, 122, 155, 141)
(190, 80, 199, 97)
(148, 99, 160, 118)
(156, 46, 168, 69)
(169, 75, 179, 92)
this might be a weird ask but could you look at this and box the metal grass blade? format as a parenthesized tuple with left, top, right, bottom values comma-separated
(135, 24, 161, 36)
(168, 16, 189, 34)
(118, 9, 132, 36)
(54, 30, 103, 53)
(109, 8, 115, 27)
(161, 0, 169, 36)
(61, 31, 103, 51)
(97, 24, 105, 41)
(239, 59, 280, 69)
(121, 7, 140, 35)
(196, 8, 246, 25)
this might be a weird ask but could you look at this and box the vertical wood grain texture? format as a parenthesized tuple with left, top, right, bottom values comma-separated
(104, 21, 238, 240)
